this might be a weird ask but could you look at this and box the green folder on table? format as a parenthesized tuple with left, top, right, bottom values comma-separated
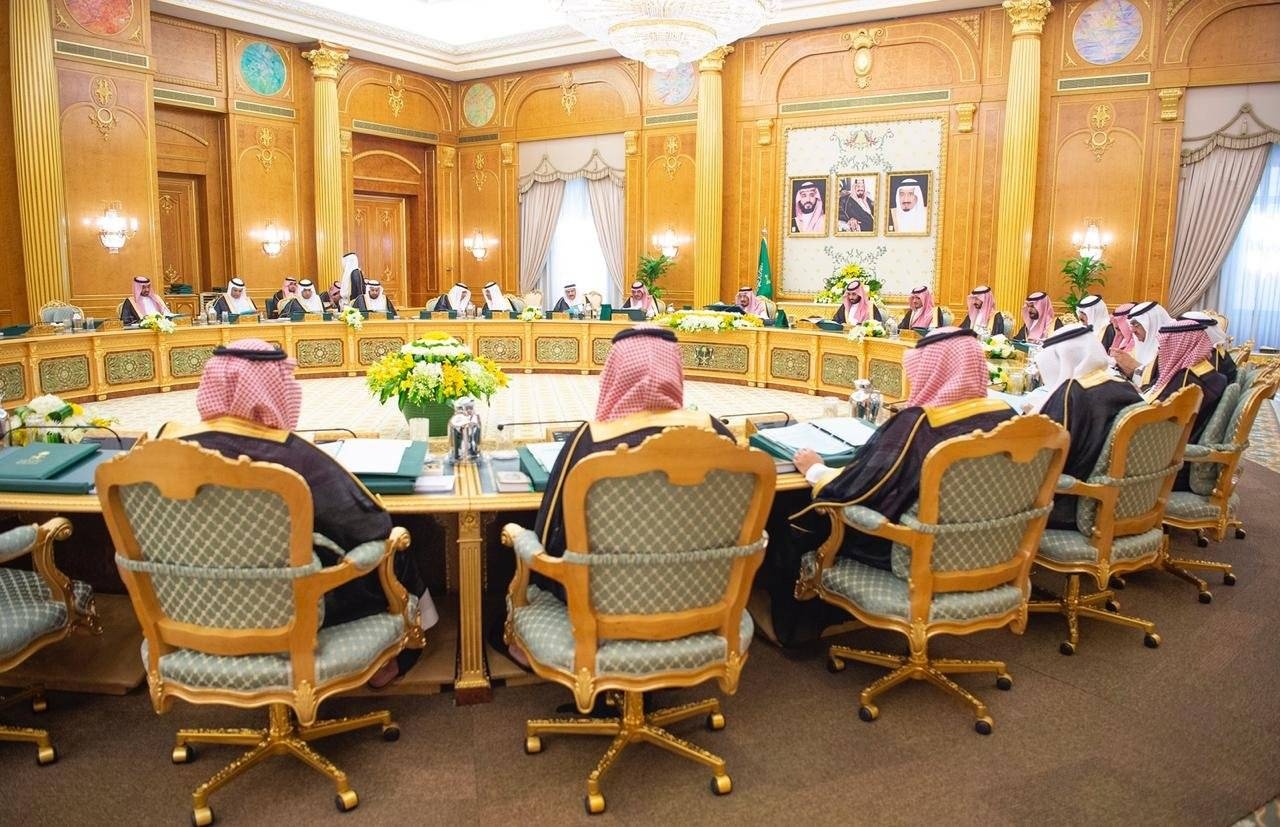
(355, 441, 429, 495)
(0, 442, 100, 480)
(517, 446, 552, 492)
(0, 449, 121, 494)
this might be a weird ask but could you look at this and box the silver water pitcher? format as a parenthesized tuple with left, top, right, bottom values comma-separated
(448, 396, 482, 463)
(849, 379, 879, 422)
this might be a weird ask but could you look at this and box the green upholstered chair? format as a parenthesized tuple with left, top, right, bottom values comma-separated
(0, 518, 99, 765)
(501, 427, 775, 815)
(96, 439, 423, 826)
(38, 300, 82, 325)
(794, 415, 1069, 734)
(1163, 375, 1279, 601)
(1029, 387, 1200, 653)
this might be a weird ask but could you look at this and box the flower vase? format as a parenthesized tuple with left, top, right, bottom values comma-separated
(398, 397, 454, 438)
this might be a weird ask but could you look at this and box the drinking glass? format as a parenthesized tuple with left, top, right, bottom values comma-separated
(821, 397, 840, 418)
(409, 417, 430, 443)
(1008, 369, 1026, 395)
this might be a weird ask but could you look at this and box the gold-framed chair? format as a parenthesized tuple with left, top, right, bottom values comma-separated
(1029, 387, 1200, 653)
(96, 440, 423, 825)
(501, 428, 775, 814)
(38, 299, 82, 325)
(0, 518, 100, 764)
(794, 415, 1069, 734)
(1161, 374, 1279, 601)
(584, 291, 604, 314)
(523, 290, 544, 311)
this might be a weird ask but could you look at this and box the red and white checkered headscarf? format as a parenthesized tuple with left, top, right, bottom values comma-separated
(595, 326, 684, 421)
(908, 285, 936, 329)
(1110, 302, 1135, 353)
(841, 280, 873, 324)
(1152, 320, 1213, 393)
(1021, 292, 1055, 343)
(904, 328, 989, 408)
(196, 338, 301, 431)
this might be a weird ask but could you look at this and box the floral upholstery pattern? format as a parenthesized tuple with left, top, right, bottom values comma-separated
(1039, 526, 1164, 565)
(0, 568, 94, 660)
(512, 586, 752, 675)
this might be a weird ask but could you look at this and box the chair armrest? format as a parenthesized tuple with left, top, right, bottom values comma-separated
(1055, 474, 1110, 501)
(841, 504, 916, 546)
(500, 524, 563, 579)
(1182, 444, 1239, 464)
(312, 533, 387, 573)
(0, 524, 38, 564)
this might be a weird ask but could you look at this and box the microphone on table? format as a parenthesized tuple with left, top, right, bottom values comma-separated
(495, 419, 586, 432)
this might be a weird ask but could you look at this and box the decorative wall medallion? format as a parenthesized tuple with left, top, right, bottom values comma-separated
(358, 337, 405, 365)
(354, 206, 365, 225)
(662, 136, 681, 181)
(387, 73, 406, 118)
(770, 348, 811, 381)
(1085, 104, 1115, 161)
(163, 265, 178, 285)
(54, 7, 71, 31)
(869, 359, 903, 397)
(1072, 0, 1142, 65)
(297, 339, 343, 367)
(653, 62, 695, 105)
(462, 83, 496, 128)
(254, 127, 277, 171)
(472, 152, 486, 192)
(105, 349, 155, 385)
(65, 0, 135, 36)
(478, 336, 522, 363)
(0, 364, 26, 402)
(821, 354, 859, 388)
(535, 337, 579, 364)
(39, 356, 91, 395)
(89, 76, 117, 139)
(592, 338, 612, 365)
(170, 346, 215, 378)
(679, 343, 749, 373)
(159, 193, 176, 214)
(842, 28, 884, 90)
(560, 71, 578, 115)
(240, 42, 287, 96)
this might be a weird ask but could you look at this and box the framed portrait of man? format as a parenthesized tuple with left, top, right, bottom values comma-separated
(787, 176, 829, 237)
(834, 173, 878, 236)
(885, 172, 932, 236)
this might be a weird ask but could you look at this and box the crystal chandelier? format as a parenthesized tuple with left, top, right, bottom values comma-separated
(553, 1, 773, 72)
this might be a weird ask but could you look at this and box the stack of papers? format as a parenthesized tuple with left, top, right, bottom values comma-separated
(524, 441, 566, 473)
(318, 439, 411, 475)
(749, 417, 876, 467)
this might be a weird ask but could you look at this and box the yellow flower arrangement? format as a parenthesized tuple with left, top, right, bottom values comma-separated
(366, 335, 509, 406)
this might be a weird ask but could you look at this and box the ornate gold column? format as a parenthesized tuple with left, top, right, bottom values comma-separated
(302, 43, 349, 291)
(992, 0, 1053, 316)
(693, 47, 732, 308)
(11, 0, 71, 319)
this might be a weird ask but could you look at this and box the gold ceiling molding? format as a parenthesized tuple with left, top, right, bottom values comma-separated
(1085, 104, 1115, 162)
(387, 73, 406, 117)
(560, 71, 578, 115)
(842, 28, 884, 90)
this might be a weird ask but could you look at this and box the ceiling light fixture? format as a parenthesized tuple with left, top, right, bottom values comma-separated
(551, 0, 773, 72)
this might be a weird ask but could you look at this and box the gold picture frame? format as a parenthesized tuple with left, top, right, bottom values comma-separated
(885, 171, 932, 236)
(833, 172, 879, 236)
(787, 175, 830, 237)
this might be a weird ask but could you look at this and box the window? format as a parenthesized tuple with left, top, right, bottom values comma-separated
(1215, 143, 1280, 348)
(543, 178, 615, 307)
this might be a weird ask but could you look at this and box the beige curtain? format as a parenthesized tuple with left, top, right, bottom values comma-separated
(586, 176, 626, 301)
(1168, 147, 1269, 314)
(517, 179, 566, 294)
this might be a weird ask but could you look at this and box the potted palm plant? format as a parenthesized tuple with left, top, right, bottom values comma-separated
(1060, 255, 1109, 313)
(635, 252, 673, 304)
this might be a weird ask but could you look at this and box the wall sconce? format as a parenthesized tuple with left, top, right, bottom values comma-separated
(261, 221, 291, 258)
(652, 227, 681, 259)
(96, 201, 138, 254)
(1071, 219, 1112, 260)
(462, 228, 490, 261)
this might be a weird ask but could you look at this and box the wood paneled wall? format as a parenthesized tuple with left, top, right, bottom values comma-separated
(0, 12, 29, 326)
(1, 0, 1277, 323)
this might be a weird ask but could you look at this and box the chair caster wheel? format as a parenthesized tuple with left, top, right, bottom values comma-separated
(705, 712, 725, 731)
(584, 793, 606, 815)
(36, 745, 57, 765)
(192, 806, 214, 827)
(1144, 633, 1161, 649)
(1109, 575, 1126, 590)
(1198, 591, 1213, 605)
(1059, 641, 1076, 656)
(711, 774, 732, 796)
(1105, 599, 1121, 613)
(1223, 572, 1237, 586)
(858, 704, 878, 723)
(1234, 528, 1246, 540)
(827, 657, 845, 674)
(995, 674, 1013, 691)
(524, 735, 542, 755)
(1196, 534, 1209, 548)
(172, 744, 194, 764)
(974, 717, 994, 735)
(334, 790, 359, 813)
(31, 696, 48, 714)
(381, 723, 400, 742)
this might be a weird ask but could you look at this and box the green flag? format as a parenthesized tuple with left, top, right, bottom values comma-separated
(755, 235, 773, 299)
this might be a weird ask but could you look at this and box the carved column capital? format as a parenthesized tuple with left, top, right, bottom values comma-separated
(755, 119, 773, 146)
(698, 45, 733, 73)
(438, 145, 457, 168)
(1158, 87, 1184, 122)
(623, 130, 639, 155)
(500, 142, 514, 165)
(955, 102, 977, 133)
(302, 42, 349, 80)
(1002, 0, 1053, 37)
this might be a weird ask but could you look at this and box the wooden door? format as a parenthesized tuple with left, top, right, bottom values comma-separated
(157, 174, 204, 317)
(353, 194, 408, 306)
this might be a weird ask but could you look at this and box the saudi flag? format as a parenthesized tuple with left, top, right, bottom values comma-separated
(755, 235, 773, 299)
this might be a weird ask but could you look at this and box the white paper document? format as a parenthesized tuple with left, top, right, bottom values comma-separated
(525, 441, 567, 473)
(413, 474, 456, 493)
(763, 418, 876, 455)
(317, 439, 410, 475)
(987, 387, 1050, 412)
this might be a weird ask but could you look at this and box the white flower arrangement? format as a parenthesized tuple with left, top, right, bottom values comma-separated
(139, 313, 176, 334)
(982, 333, 1015, 360)
(337, 305, 364, 331)
(988, 363, 1011, 389)
(846, 320, 888, 341)
(11, 394, 117, 445)
(653, 310, 764, 334)
(518, 306, 544, 321)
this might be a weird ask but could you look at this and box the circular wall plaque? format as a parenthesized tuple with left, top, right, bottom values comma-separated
(462, 83, 497, 128)
(240, 42, 288, 97)
(1072, 0, 1143, 66)
(653, 63, 696, 106)
(66, 0, 135, 36)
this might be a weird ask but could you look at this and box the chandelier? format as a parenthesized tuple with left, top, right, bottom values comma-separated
(96, 201, 138, 254)
(553, 1, 774, 72)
